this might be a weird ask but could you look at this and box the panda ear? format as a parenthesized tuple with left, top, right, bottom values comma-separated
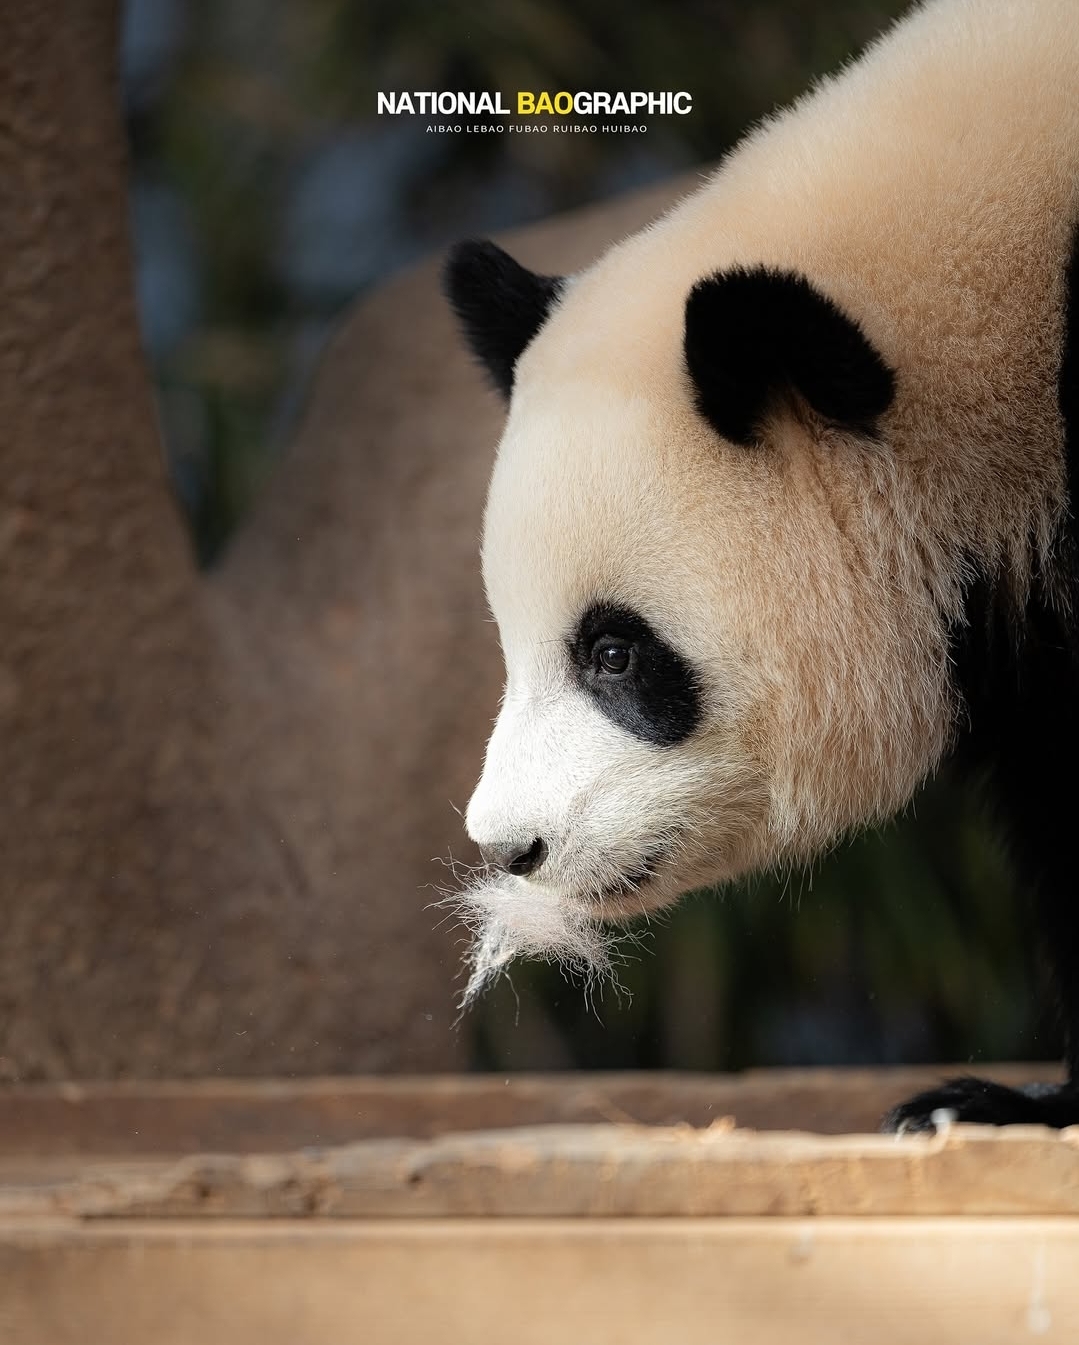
(443, 239, 564, 398)
(683, 267, 896, 447)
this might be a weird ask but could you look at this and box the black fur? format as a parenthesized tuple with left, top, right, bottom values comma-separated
(885, 225, 1079, 1132)
(442, 240, 563, 397)
(884, 1078, 1079, 1133)
(683, 267, 896, 447)
(568, 602, 703, 747)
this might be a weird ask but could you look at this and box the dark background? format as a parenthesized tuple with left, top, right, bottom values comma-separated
(123, 0, 1051, 1074)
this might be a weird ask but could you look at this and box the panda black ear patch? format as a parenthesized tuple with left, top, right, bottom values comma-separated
(443, 239, 563, 398)
(683, 267, 896, 447)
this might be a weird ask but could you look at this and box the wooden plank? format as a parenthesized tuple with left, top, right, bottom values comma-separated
(0, 1065, 1059, 1156)
(3, 1121, 1079, 1219)
(0, 1217, 1076, 1345)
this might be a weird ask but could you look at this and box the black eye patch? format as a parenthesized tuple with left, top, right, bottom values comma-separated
(567, 602, 703, 747)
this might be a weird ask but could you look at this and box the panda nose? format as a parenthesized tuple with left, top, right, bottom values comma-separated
(482, 837, 549, 877)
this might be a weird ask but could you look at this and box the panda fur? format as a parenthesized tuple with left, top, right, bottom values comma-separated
(443, 0, 1079, 1131)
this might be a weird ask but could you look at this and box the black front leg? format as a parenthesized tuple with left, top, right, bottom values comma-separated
(882, 559, 1079, 1132)
(883, 1077, 1079, 1133)
(967, 584, 1079, 1081)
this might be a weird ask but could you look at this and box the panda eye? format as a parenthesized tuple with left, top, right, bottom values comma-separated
(594, 638, 634, 676)
(570, 602, 702, 747)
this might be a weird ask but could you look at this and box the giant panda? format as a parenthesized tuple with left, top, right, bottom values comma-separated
(443, 0, 1079, 1131)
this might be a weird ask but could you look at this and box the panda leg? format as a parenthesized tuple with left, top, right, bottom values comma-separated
(881, 750, 1079, 1133)
(880, 795, 1079, 1135)
(881, 586, 1079, 1133)
(882, 1078, 1079, 1134)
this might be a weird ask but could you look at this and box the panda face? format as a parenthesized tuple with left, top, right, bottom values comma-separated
(464, 387, 773, 933)
(443, 238, 959, 999)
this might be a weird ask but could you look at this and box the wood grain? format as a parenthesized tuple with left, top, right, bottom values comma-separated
(2, 1218, 1077, 1345)
(0, 1064, 1060, 1156)
(3, 1118, 1079, 1220)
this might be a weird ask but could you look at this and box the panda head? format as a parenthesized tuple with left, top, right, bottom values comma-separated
(443, 237, 953, 1001)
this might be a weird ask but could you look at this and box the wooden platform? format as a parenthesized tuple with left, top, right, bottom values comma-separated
(1, 1067, 1076, 1343)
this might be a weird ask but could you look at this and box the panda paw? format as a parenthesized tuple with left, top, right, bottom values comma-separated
(881, 1076, 1079, 1134)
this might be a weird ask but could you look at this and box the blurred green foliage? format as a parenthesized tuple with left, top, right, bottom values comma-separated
(129, 0, 1056, 1076)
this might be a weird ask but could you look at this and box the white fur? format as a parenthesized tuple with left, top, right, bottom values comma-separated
(455, 0, 1079, 992)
